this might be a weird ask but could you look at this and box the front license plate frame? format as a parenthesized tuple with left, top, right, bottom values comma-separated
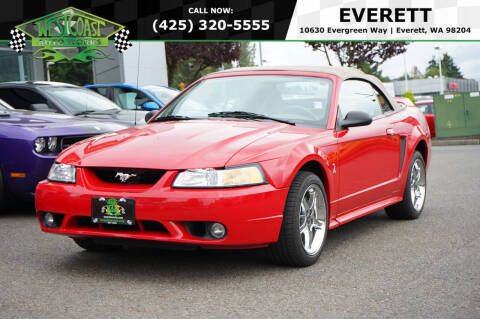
(91, 197, 135, 225)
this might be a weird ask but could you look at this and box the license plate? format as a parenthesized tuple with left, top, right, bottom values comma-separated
(91, 197, 135, 225)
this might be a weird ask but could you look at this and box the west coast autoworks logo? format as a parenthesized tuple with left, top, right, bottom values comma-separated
(9, 7, 132, 62)
(103, 198, 125, 217)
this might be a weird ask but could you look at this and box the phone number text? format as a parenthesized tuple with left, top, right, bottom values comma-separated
(153, 19, 270, 33)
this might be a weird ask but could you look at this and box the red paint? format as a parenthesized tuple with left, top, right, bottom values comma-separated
(449, 82, 459, 90)
(36, 71, 431, 248)
(416, 100, 436, 138)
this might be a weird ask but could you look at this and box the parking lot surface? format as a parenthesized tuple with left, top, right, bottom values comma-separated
(1, 145, 479, 318)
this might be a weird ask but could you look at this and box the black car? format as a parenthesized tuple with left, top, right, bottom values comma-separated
(0, 81, 147, 126)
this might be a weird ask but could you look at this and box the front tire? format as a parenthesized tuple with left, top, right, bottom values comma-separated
(385, 151, 426, 219)
(267, 171, 328, 267)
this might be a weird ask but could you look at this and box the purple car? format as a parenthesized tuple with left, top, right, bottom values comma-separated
(0, 99, 127, 212)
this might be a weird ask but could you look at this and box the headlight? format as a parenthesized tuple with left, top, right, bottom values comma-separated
(34, 137, 46, 153)
(48, 163, 76, 183)
(173, 164, 267, 188)
(47, 137, 58, 152)
(35, 137, 59, 153)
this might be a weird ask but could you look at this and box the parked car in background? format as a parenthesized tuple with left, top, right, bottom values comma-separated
(86, 84, 179, 111)
(36, 66, 431, 267)
(0, 82, 147, 126)
(394, 97, 435, 137)
(0, 98, 127, 212)
(393, 97, 415, 107)
(416, 100, 435, 138)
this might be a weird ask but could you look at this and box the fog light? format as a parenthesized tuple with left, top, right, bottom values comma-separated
(44, 212, 56, 227)
(209, 222, 226, 239)
(42, 212, 63, 228)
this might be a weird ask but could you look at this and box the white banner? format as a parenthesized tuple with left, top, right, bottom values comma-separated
(286, 0, 480, 40)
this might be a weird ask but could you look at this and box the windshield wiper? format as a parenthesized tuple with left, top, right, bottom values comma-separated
(82, 108, 120, 115)
(151, 115, 195, 122)
(74, 110, 96, 116)
(208, 111, 295, 125)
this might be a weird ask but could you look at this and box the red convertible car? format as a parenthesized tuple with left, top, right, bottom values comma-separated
(36, 67, 431, 266)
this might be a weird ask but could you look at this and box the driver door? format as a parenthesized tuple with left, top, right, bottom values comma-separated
(336, 80, 400, 216)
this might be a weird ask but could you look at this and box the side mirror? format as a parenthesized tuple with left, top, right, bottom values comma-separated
(145, 110, 157, 122)
(31, 103, 56, 112)
(141, 101, 159, 111)
(340, 111, 372, 129)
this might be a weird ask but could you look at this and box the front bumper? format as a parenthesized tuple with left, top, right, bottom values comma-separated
(5, 151, 55, 195)
(35, 168, 288, 248)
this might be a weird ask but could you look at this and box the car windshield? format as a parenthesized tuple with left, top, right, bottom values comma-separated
(155, 75, 333, 128)
(42, 86, 120, 114)
(143, 86, 179, 105)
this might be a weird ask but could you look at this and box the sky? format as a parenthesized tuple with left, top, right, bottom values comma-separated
(254, 42, 480, 81)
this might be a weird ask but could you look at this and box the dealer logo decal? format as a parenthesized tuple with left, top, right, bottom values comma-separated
(9, 7, 132, 62)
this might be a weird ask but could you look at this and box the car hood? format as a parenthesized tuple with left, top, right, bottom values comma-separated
(0, 110, 128, 136)
(57, 120, 323, 170)
(79, 109, 147, 126)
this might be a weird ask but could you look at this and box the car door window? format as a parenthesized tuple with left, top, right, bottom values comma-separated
(113, 87, 150, 110)
(338, 80, 393, 120)
(91, 87, 109, 97)
(0, 88, 48, 110)
(418, 103, 433, 114)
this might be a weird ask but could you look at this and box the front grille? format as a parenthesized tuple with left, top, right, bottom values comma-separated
(102, 223, 141, 231)
(61, 135, 96, 150)
(142, 220, 169, 233)
(76, 216, 169, 235)
(91, 167, 166, 185)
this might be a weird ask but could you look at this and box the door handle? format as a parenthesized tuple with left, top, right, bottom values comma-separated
(386, 128, 395, 136)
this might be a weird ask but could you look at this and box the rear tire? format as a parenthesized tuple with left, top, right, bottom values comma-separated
(385, 151, 426, 219)
(73, 238, 121, 252)
(267, 171, 328, 267)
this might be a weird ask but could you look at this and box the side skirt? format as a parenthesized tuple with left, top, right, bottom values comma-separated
(328, 196, 403, 229)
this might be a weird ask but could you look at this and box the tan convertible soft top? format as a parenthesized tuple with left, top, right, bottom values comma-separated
(213, 66, 399, 109)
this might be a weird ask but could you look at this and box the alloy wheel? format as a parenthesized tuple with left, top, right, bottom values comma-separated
(299, 184, 327, 255)
(410, 159, 426, 211)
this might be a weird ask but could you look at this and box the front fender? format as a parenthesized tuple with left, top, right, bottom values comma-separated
(258, 142, 337, 197)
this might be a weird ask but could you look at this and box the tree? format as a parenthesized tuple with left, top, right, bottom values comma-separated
(393, 66, 425, 81)
(224, 42, 256, 69)
(49, 62, 93, 86)
(403, 90, 416, 105)
(307, 42, 409, 70)
(410, 66, 424, 79)
(359, 61, 390, 82)
(169, 60, 218, 89)
(165, 42, 241, 86)
(425, 53, 463, 78)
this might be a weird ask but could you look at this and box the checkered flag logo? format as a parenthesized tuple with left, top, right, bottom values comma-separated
(9, 29, 26, 53)
(114, 29, 133, 53)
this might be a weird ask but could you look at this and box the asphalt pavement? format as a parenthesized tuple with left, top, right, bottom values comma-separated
(1, 145, 479, 319)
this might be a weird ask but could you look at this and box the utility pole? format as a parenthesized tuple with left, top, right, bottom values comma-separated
(258, 42, 263, 66)
(403, 53, 409, 92)
(435, 47, 444, 94)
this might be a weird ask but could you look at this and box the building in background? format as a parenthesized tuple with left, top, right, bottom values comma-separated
(392, 77, 478, 96)
(0, 43, 44, 82)
(0, 42, 168, 87)
(92, 42, 168, 87)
